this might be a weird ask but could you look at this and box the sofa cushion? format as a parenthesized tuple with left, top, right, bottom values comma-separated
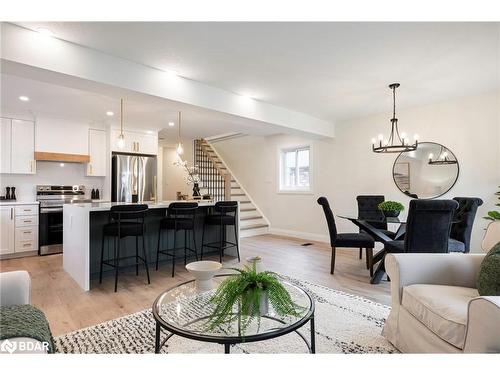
(402, 284, 479, 349)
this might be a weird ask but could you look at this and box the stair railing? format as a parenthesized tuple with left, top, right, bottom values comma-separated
(194, 139, 232, 201)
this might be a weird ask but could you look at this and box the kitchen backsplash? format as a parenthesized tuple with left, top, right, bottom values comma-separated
(0, 161, 105, 201)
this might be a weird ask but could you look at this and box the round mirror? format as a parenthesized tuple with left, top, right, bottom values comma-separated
(392, 142, 459, 199)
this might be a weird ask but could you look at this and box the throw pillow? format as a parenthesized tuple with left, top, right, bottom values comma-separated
(477, 241, 500, 296)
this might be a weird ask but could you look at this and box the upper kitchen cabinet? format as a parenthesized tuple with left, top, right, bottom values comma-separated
(111, 129, 158, 155)
(0, 117, 35, 174)
(86, 129, 107, 177)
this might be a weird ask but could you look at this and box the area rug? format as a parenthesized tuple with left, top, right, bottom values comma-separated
(55, 276, 397, 354)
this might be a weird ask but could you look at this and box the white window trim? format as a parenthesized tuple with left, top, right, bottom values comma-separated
(277, 144, 313, 194)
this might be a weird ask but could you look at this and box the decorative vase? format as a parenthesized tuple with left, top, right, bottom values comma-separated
(241, 290, 269, 317)
(185, 261, 222, 291)
(246, 256, 262, 272)
(482, 221, 500, 252)
(192, 183, 201, 197)
(382, 210, 400, 218)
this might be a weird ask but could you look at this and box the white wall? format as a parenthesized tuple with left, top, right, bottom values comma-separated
(0, 161, 104, 201)
(213, 91, 500, 252)
(160, 139, 194, 200)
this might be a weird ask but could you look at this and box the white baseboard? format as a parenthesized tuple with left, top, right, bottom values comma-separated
(269, 228, 330, 244)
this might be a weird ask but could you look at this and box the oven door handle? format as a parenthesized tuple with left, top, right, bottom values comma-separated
(40, 207, 63, 213)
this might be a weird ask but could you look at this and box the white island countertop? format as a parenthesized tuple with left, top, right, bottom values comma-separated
(66, 200, 216, 212)
(0, 201, 39, 206)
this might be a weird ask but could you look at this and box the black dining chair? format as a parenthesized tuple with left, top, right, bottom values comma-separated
(356, 195, 396, 260)
(99, 204, 151, 292)
(384, 199, 458, 254)
(448, 197, 483, 253)
(317, 197, 375, 275)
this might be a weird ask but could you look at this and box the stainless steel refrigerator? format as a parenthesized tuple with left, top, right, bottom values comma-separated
(112, 154, 157, 202)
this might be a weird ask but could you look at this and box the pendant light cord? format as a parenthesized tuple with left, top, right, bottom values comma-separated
(120, 98, 124, 136)
(392, 85, 396, 120)
(178, 111, 181, 140)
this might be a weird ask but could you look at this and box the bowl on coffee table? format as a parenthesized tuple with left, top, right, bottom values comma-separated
(185, 261, 222, 290)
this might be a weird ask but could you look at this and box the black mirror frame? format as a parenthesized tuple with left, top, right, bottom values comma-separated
(392, 141, 460, 199)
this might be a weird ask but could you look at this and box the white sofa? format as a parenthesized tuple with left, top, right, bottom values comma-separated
(0, 271, 48, 354)
(383, 253, 500, 353)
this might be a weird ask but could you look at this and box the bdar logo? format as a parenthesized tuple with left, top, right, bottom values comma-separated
(0, 339, 16, 354)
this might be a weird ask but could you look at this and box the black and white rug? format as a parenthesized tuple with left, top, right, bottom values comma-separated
(55, 277, 397, 354)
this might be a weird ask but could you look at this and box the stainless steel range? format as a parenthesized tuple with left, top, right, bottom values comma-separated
(37, 185, 88, 255)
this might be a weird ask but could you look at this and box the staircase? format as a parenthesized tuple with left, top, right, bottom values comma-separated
(195, 139, 269, 237)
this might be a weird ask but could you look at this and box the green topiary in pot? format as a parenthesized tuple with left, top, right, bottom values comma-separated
(206, 263, 304, 335)
(378, 201, 405, 218)
(483, 186, 500, 222)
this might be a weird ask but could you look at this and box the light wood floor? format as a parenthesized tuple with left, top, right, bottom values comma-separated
(0, 234, 390, 336)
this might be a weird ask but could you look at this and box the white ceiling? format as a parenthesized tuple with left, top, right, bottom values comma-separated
(0, 72, 280, 141)
(14, 22, 500, 122)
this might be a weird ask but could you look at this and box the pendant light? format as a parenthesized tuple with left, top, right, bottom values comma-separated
(428, 146, 457, 165)
(117, 98, 125, 149)
(372, 83, 418, 153)
(176, 111, 184, 156)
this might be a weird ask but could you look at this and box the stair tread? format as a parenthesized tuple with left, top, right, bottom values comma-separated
(239, 200, 251, 204)
(240, 208, 257, 212)
(232, 194, 245, 196)
(241, 223, 269, 230)
(240, 215, 263, 221)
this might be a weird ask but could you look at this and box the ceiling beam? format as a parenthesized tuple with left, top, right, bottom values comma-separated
(1, 23, 334, 138)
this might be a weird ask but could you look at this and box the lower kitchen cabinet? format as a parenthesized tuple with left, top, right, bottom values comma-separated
(0, 204, 39, 258)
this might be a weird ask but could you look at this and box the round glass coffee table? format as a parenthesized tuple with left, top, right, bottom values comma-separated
(152, 274, 315, 354)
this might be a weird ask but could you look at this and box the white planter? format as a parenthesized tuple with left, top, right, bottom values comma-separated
(482, 221, 500, 252)
(185, 261, 222, 291)
(241, 290, 269, 317)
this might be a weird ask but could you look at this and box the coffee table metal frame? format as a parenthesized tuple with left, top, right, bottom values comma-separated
(152, 274, 316, 354)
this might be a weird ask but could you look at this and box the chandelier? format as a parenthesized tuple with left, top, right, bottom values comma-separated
(428, 146, 457, 165)
(372, 83, 418, 153)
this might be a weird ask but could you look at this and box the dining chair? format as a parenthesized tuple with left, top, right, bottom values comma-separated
(356, 195, 396, 260)
(448, 197, 483, 253)
(317, 197, 375, 275)
(384, 199, 458, 254)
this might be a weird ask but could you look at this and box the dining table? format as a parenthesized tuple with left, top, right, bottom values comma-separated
(338, 215, 406, 284)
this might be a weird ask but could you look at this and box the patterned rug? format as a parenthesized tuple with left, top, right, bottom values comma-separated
(55, 277, 397, 354)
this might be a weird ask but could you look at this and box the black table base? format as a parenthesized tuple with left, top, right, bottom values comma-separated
(154, 314, 316, 354)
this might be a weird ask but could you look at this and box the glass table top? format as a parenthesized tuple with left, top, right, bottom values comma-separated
(153, 274, 313, 341)
(338, 214, 405, 224)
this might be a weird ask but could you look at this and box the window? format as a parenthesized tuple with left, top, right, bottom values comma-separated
(279, 146, 312, 192)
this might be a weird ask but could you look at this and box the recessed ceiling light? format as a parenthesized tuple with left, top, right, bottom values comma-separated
(106, 111, 114, 116)
(19, 96, 30, 102)
(36, 28, 54, 37)
(168, 122, 175, 127)
(147, 130, 154, 134)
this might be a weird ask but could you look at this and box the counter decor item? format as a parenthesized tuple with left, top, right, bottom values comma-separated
(173, 159, 202, 197)
(5, 187, 11, 200)
(185, 261, 222, 291)
(378, 200, 404, 218)
(206, 263, 303, 334)
(10, 187, 16, 200)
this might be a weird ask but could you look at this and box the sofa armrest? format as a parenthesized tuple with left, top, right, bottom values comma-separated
(0, 271, 31, 307)
(464, 296, 500, 353)
(385, 253, 484, 306)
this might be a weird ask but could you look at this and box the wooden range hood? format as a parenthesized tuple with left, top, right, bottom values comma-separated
(34, 151, 90, 163)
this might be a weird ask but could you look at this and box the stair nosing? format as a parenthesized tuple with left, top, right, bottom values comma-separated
(240, 216, 263, 221)
(240, 223, 269, 230)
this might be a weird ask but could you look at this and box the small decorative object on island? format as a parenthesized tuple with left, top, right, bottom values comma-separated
(186, 261, 222, 291)
(378, 200, 405, 218)
(482, 186, 500, 251)
(207, 262, 303, 334)
(173, 158, 202, 197)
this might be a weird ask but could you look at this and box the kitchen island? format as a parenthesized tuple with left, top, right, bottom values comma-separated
(63, 201, 240, 291)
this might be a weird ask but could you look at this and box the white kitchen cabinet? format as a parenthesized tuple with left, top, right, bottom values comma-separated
(86, 129, 107, 176)
(0, 206, 15, 255)
(0, 118, 11, 173)
(111, 129, 158, 155)
(0, 118, 35, 174)
(11, 119, 35, 174)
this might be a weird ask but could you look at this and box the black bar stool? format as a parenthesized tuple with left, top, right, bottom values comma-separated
(99, 204, 151, 292)
(156, 202, 199, 277)
(201, 201, 240, 263)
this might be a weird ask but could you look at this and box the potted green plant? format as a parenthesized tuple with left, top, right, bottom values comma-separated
(206, 263, 303, 334)
(378, 200, 405, 218)
(484, 187, 500, 222)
